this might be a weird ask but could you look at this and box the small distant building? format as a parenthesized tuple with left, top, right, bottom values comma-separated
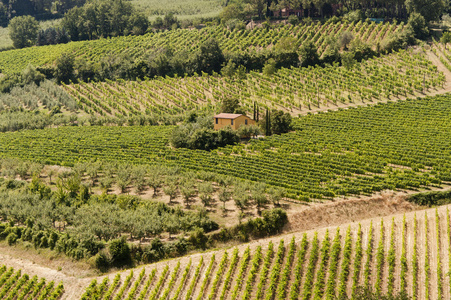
(214, 113, 255, 130)
(274, 8, 303, 18)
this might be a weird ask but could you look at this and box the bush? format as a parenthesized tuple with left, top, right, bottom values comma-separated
(6, 232, 17, 245)
(188, 228, 209, 250)
(109, 237, 131, 266)
(406, 190, 451, 206)
(91, 251, 110, 271)
(262, 208, 288, 234)
(380, 27, 415, 53)
(288, 15, 299, 25)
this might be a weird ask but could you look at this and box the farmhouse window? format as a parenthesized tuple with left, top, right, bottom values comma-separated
(231, 119, 234, 125)
(245, 119, 248, 125)
(215, 118, 218, 124)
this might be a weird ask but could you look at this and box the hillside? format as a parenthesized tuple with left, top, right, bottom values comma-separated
(61, 47, 442, 118)
(0, 93, 450, 201)
(2, 196, 450, 299)
(76, 202, 451, 300)
(0, 21, 405, 75)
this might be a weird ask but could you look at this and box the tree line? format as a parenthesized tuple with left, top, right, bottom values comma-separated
(8, 0, 149, 49)
(223, 0, 448, 22)
(0, 0, 85, 26)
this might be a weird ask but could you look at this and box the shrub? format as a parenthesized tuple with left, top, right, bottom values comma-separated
(189, 228, 209, 250)
(288, 15, 299, 25)
(6, 232, 17, 245)
(91, 251, 110, 271)
(109, 237, 131, 266)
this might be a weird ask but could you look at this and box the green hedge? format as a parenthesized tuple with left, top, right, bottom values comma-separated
(406, 190, 451, 206)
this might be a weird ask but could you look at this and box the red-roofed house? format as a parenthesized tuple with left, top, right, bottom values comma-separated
(214, 113, 255, 130)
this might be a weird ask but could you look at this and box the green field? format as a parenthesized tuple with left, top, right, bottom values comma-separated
(0, 21, 405, 75)
(63, 48, 443, 118)
(0, 94, 449, 200)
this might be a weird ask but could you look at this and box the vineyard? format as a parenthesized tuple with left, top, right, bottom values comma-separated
(75, 204, 451, 300)
(0, 265, 64, 299)
(132, 0, 224, 19)
(0, 94, 450, 200)
(62, 47, 443, 118)
(0, 21, 405, 75)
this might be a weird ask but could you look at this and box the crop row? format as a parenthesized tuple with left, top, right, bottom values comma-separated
(0, 265, 64, 300)
(82, 209, 450, 299)
(0, 93, 450, 200)
(63, 47, 443, 118)
(0, 21, 404, 75)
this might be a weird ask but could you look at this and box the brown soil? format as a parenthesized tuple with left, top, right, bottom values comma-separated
(285, 191, 420, 233)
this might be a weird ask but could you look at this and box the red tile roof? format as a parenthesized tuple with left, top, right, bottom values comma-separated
(214, 113, 243, 119)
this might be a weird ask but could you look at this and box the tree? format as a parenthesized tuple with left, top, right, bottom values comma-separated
(251, 183, 267, 215)
(221, 59, 237, 77)
(338, 31, 354, 50)
(238, 124, 261, 138)
(47, 168, 56, 184)
(163, 176, 179, 203)
(406, 0, 446, 22)
(268, 187, 285, 206)
(349, 39, 375, 62)
(199, 182, 214, 207)
(220, 97, 244, 114)
(109, 237, 131, 266)
(0, 3, 7, 27)
(147, 169, 163, 196)
(233, 183, 249, 212)
(193, 39, 225, 74)
(341, 52, 357, 69)
(407, 12, 430, 39)
(263, 58, 277, 75)
(9, 16, 39, 49)
(218, 187, 231, 212)
(131, 166, 146, 193)
(220, 1, 246, 21)
(441, 32, 451, 49)
(22, 64, 44, 85)
(54, 53, 75, 83)
(270, 110, 292, 135)
(180, 179, 196, 207)
(299, 41, 320, 67)
(116, 165, 131, 194)
(321, 36, 340, 64)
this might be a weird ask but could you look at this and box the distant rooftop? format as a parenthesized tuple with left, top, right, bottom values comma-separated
(214, 113, 243, 119)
